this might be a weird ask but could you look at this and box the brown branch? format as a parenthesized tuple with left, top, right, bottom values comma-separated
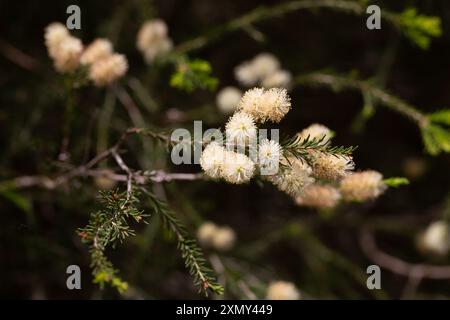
(359, 230, 450, 280)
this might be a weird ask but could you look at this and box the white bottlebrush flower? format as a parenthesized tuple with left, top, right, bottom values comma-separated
(80, 38, 113, 65)
(296, 184, 341, 209)
(89, 53, 128, 86)
(200, 142, 227, 179)
(267, 156, 315, 196)
(52, 36, 83, 73)
(212, 226, 236, 251)
(197, 222, 218, 247)
(225, 111, 257, 145)
(261, 88, 291, 123)
(216, 87, 242, 114)
(238, 88, 291, 123)
(419, 221, 450, 256)
(311, 152, 354, 181)
(258, 139, 282, 174)
(222, 151, 255, 184)
(136, 19, 173, 63)
(340, 170, 386, 202)
(297, 123, 333, 144)
(251, 53, 280, 80)
(262, 69, 292, 89)
(44, 22, 70, 58)
(266, 281, 301, 300)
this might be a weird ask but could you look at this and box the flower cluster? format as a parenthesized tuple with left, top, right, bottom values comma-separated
(266, 281, 301, 300)
(44, 23, 128, 86)
(197, 222, 236, 251)
(234, 53, 292, 89)
(136, 19, 173, 64)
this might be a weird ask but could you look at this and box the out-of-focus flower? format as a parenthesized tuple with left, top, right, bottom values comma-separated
(136, 19, 173, 63)
(52, 36, 83, 73)
(81, 38, 113, 65)
(266, 281, 301, 300)
(44, 22, 70, 58)
(212, 226, 236, 251)
(225, 111, 257, 145)
(311, 152, 354, 181)
(89, 53, 128, 86)
(295, 184, 341, 209)
(297, 123, 333, 144)
(251, 53, 280, 80)
(340, 170, 386, 202)
(197, 222, 236, 251)
(261, 69, 292, 89)
(403, 157, 427, 179)
(418, 221, 450, 256)
(216, 87, 242, 114)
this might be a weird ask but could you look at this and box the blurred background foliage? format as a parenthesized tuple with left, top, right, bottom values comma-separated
(0, 0, 449, 299)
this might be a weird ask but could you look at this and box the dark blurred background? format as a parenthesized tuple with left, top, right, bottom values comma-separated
(0, 0, 449, 299)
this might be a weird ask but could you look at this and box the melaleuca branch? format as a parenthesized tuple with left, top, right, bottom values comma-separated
(295, 72, 450, 155)
(141, 188, 224, 296)
(78, 189, 147, 293)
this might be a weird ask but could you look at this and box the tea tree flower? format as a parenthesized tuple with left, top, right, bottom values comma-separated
(44, 22, 70, 58)
(212, 226, 236, 251)
(225, 111, 257, 145)
(418, 221, 450, 256)
(53, 36, 83, 73)
(251, 53, 281, 80)
(197, 222, 218, 246)
(258, 139, 282, 173)
(297, 123, 333, 144)
(81, 38, 113, 65)
(266, 281, 301, 300)
(200, 142, 227, 179)
(340, 170, 386, 202)
(311, 152, 354, 181)
(267, 156, 315, 196)
(216, 87, 242, 114)
(136, 19, 173, 63)
(261, 69, 292, 89)
(222, 152, 255, 184)
(89, 53, 128, 86)
(238, 88, 291, 123)
(295, 184, 341, 209)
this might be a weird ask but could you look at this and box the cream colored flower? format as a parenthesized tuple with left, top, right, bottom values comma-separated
(222, 151, 255, 184)
(199, 142, 227, 179)
(340, 170, 386, 202)
(419, 221, 450, 256)
(296, 184, 341, 209)
(197, 222, 218, 246)
(266, 281, 301, 300)
(267, 156, 315, 196)
(225, 111, 257, 145)
(80, 38, 113, 65)
(234, 61, 259, 86)
(89, 53, 128, 86)
(44, 22, 70, 58)
(297, 123, 333, 144)
(311, 152, 354, 181)
(136, 19, 173, 63)
(258, 139, 282, 174)
(262, 69, 292, 89)
(212, 226, 236, 251)
(238, 88, 291, 123)
(251, 53, 280, 80)
(52, 36, 83, 73)
(216, 87, 242, 114)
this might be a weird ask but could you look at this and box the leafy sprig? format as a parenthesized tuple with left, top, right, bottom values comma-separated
(78, 189, 147, 293)
(142, 188, 224, 296)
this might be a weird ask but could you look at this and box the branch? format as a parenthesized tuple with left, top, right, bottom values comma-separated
(359, 230, 450, 280)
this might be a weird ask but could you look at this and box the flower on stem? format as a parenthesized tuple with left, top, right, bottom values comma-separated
(295, 184, 341, 209)
(136, 19, 173, 63)
(339, 170, 386, 202)
(89, 53, 128, 86)
(216, 86, 242, 114)
(225, 111, 257, 145)
(81, 38, 113, 65)
(310, 152, 354, 181)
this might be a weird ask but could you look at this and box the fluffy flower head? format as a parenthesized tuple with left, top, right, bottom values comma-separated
(297, 123, 333, 144)
(238, 88, 291, 123)
(216, 87, 242, 114)
(225, 111, 257, 145)
(340, 170, 386, 202)
(89, 53, 128, 86)
(222, 151, 255, 184)
(80, 38, 113, 65)
(53, 36, 83, 73)
(199, 142, 227, 179)
(419, 221, 450, 256)
(266, 281, 301, 300)
(311, 152, 354, 181)
(296, 184, 341, 209)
